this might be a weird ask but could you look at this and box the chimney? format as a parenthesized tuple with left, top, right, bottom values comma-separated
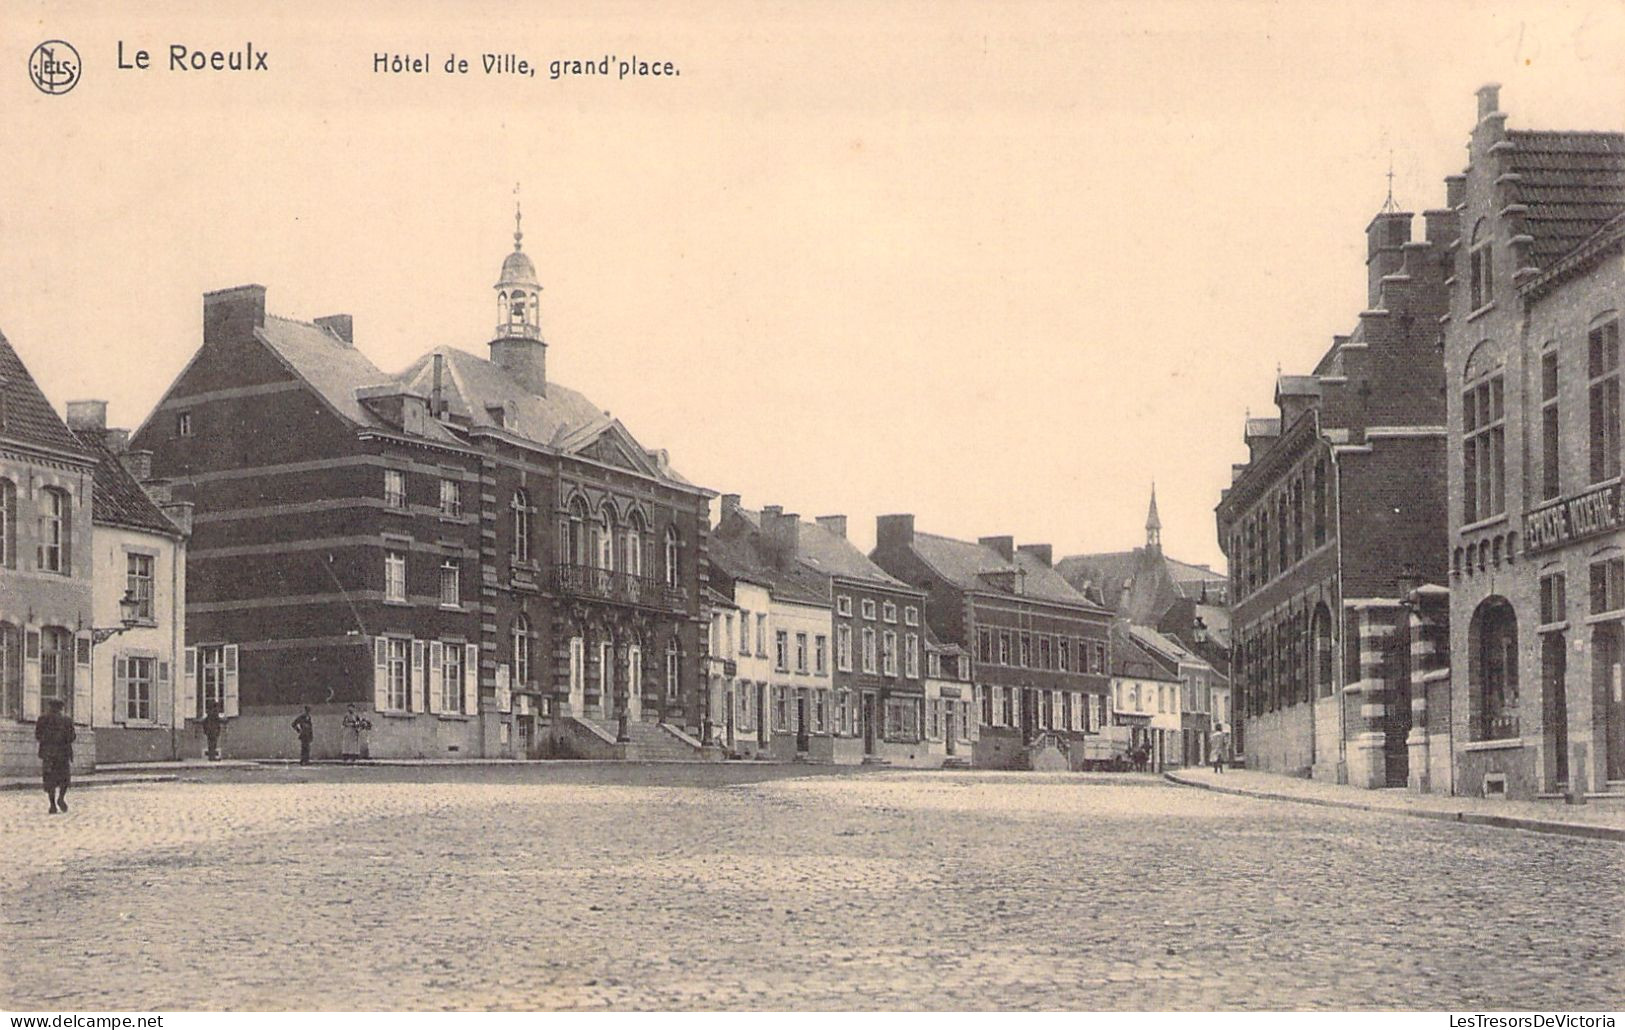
(121, 450, 153, 481)
(1017, 543, 1052, 567)
(203, 285, 267, 347)
(490, 338, 547, 396)
(762, 508, 800, 564)
(430, 353, 446, 417)
(1476, 83, 1501, 123)
(877, 514, 915, 549)
(978, 535, 1015, 562)
(1444, 174, 1466, 211)
(314, 314, 353, 346)
(65, 399, 107, 432)
(102, 428, 130, 453)
(815, 514, 848, 539)
(160, 500, 194, 538)
(1366, 210, 1412, 308)
(721, 494, 741, 513)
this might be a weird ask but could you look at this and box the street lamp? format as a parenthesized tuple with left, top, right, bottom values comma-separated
(91, 590, 143, 644)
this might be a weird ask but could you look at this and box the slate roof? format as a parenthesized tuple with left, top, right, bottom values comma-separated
(707, 528, 830, 608)
(0, 331, 92, 459)
(911, 532, 1102, 608)
(1128, 624, 1213, 673)
(1057, 549, 1225, 612)
(1109, 621, 1180, 682)
(256, 316, 463, 447)
(732, 507, 911, 588)
(1504, 130, 1625, 271)
(71, 430, 180, 537)
(396, 346, 691, 485)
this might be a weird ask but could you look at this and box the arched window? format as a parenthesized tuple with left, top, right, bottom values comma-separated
(623, 513, 644, 578)
(0, 478, 14, 569)
(38, 487, 69, 573)
(1469, 597, 1519, 740)
(1312, 603, 1334, 698)
(511, 489, 531, 564)
(511, 613, 531, 687)
(595, 507, 615, 571)
(563, 498, 588, 567)
(664, 526, 680, 587)
(1312, 460, 1328, 547)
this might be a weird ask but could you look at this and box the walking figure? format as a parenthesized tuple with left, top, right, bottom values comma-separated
(341, 704, 363, 763)
(201, 700, 224, 760)
(292, 705, 314, 765)
(36, 698, 75, 814)
(1210, 738, 1226, 775)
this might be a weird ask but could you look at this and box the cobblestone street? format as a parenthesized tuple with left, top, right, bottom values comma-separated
(0, 765, 1619, 1011)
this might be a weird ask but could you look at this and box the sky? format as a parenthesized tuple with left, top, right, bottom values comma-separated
(2, 0, 1622, 571)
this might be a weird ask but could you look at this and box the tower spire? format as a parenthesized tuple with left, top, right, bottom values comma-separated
(1145, 482, 1162, 550)
(513, 182, 524, 251)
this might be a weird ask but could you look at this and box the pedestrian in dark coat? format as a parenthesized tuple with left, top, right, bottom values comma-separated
(292, 706, 314, 765)
(341, 704, 363, 763)
(35, 698, 75, 814)
(201, 701, 224, 760)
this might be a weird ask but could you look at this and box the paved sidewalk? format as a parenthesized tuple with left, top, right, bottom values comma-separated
(1166, 766, 1625, 842)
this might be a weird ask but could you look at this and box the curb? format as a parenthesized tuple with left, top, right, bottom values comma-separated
(1163, 772, 1625, 843)
(1, 774, 178, 792)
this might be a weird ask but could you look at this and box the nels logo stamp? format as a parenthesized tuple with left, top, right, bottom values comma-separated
(28, 39, 80, 94)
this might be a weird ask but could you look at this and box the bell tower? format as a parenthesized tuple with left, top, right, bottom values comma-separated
(490, 197, 547, 395)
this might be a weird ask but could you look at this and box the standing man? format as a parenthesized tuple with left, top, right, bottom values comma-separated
(292, 706, 315, 766)
(200, 701, 224, 761)
(35, 698, 75, 814)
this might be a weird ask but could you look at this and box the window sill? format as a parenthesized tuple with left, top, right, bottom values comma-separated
(1586, 609, 1625, 625)
(383, 598, 413, 607)
(380, 710, 415, 719)
(436, 713, 472, 722)
(1538, 620, 1570, 634)
(439, 604, 466, 612)
(114, 719, 161, 728)
(1464, 301, 1497, 323)
(1463, 736, 1523, 752)
(1459, 513, 1509, 535)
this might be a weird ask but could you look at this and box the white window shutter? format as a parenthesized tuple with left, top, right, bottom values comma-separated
(114, 655, 128, 723)
(411, 640, 426, 712)
(25, 633, 44, 721)
(373, 637, 390, 710)
(427, 642, 443, 714)
(222, 643, 239, 717)
(157, 659, 172, 728)
(72, 634, 91, 725)
(463, 643, 478, 715)
(182, 646, 197, 723)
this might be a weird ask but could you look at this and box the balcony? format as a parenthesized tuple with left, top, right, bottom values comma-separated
(552, 563, 686, 611)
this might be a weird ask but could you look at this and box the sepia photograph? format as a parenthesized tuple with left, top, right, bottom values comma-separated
(0, 0, 1621, 1019)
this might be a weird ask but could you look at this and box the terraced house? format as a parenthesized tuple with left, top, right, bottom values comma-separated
(129, 211, 712, 760)
(1216, 182, 1455, 790)
(1443, 86, 1625, 800)
(871, 516, 1113, 770)
(0, 333, 98, 775)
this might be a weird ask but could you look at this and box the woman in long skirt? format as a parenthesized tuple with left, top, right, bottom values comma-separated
(341, 704, 363, 763)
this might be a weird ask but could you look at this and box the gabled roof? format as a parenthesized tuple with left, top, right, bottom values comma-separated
(1109, 621, 1180, 682)
(256, 316, 465, 447)
(911, 532, 1101, 608)
(71, 431, 180, 537)
(707, 527, 830, 608)
(396, 346, 691, 486)
(1128, 624, 1213, 673)
(1057, 548, 1225, 613)
(1504, 130, 1625, 270)
(0, 331, 93, 460)
(731, 506, 911, 589)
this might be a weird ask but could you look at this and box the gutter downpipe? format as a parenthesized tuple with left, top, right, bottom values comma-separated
(1328, 411, 1349, 784)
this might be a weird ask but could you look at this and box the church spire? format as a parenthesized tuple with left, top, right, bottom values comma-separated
(1145, 483, 1162, 550)
(513, 187, 524, 252)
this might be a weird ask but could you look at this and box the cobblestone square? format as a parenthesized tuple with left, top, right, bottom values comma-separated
(1, 765, 1620, 1011)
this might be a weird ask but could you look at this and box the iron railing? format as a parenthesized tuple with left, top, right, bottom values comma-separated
(552, 563, 686, 610)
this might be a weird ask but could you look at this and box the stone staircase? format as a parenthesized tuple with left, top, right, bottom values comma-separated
(582, 718, 706, 761)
